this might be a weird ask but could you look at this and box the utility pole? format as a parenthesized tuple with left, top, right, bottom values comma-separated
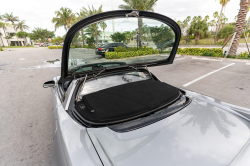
(111, 0, 115, 33)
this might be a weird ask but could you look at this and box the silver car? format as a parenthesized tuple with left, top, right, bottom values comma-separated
(44, 10, 250, 166)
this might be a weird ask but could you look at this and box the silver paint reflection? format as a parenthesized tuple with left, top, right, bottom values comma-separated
(88, 96, 250, 166)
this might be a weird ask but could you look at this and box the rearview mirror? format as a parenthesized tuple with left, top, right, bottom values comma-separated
(43, 80, 55, 88)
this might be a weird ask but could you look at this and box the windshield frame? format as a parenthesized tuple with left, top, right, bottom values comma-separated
(60, 10, 181, 82)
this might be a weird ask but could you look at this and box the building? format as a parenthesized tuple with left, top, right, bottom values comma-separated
(0, 26, 31, 47)
(98, 31, 114, 43)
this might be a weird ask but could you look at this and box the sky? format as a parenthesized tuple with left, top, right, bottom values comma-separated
(1, 0, 246, 36)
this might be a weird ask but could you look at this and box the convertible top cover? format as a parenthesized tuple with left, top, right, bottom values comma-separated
(75, 80, 180, 123)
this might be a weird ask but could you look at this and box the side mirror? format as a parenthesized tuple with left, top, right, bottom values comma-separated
(43, 80, 55, 88)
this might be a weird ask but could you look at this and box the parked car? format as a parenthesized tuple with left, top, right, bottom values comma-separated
(142, 41, 148, 45)
(44, 10, 250, 166)
(95, 42, 129, 56)
(40, 43, 50, 47)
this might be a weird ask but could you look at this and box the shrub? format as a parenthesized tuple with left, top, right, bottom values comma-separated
(238, 51, 250, 59)
(114, 46, 155, 52)
(105, 49, 159, 59)
(177, 48, 223, 57)
(84, 45, 96, 49)
(48, 46, 63, 49)
(0, 47, 3, 51)
(218, 25, 235, 41)
(86, 36, 95, 47)
(48, 46, 76, 49)
(202, 52, 215, 57)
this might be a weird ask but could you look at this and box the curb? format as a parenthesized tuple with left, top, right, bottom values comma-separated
(177, 54, 250, 63)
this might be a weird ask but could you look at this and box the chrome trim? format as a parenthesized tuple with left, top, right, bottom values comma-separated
(62, 79, 78, 110)
(76, 75, 88, 102)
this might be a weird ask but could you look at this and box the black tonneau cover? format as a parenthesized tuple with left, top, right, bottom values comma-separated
(75, 80, 180, 124)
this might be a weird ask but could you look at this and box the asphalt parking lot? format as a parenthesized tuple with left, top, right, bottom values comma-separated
(0, 47, 250, 165)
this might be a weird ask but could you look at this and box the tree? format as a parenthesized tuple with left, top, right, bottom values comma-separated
(29, 28, 55, 46)
(177, 16, 191, 37)
(150, 24, 175, 51)
(3, 12, 20, 45)
(100, 22, 107, 41)
(110, 32, 126, 43)
(218, 24, 235, 42)
(204, 15, 210, 22)
(214, 0, 231, 44)
(80, 5, 103, 46)
(3, 12, 19, 25)
(0, 22, 10, 46)
(14, 20, 29, 46)
(123, 31, 133, 43)
(188, 16, 209, 43)
(52, 36, 64, 46)
(76, 12, 86, 47)
(119, 0, 158, 47)
(16, 31, 29, 46)
(0, 32, 4, 47)
(86, 36, 95, 47)
(52, 7, 75, 32)
(229, 0, 250, 55)
(209, 20, 216, 32)
(14, 20, 29, 31)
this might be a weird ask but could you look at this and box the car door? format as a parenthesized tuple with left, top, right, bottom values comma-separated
(109, 43, 116, 52)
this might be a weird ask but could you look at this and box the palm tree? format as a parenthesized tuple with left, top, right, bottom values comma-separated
(229, 0, 250, 55)
(14, 20, 29, 46)
(119, 0, 158, 47)
(0, 22, 10, 46)
(209, 20, 216, 32)
(100, 22, 107, 42)
(52, 7, 75, 32)
(0, 32, 4, 47)
(214, 0, 231, 44)
(15, 20, 29, 31)
(204, 15, 210, 22)
(3, 12, 20, 45)
(80, 5, 103, 46)
(3, 12, 19, 25)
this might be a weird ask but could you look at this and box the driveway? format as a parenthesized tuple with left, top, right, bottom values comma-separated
(0, 47, 249, 165)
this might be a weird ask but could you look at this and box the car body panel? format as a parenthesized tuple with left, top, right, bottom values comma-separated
(86, 90, 250, 166)
(229, 138, 250, 166)
(47, 9, 250, 166)
(51, 74, 250, 166)
(51, 77, 103, 166)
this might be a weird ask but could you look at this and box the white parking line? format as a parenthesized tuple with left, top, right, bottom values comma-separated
(183, 63, 235, 87)
(174, 58, 186, 61)
(192, 57, 222, 62)
(246, 63, 250, 65)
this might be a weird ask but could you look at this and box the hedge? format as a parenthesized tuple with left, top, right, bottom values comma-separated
(238, 51, 250, 59)
(105, 49, 159, 59)
(0, 47, 3, 51)
(48, 45, 95, 49)
(177, 48, 223, 57)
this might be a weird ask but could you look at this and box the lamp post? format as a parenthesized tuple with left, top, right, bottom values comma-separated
(137, 32, 139, 50)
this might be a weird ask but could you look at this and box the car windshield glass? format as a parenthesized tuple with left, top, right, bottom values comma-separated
(79, 71, 151, 96)
(68, 62, 126, 74)
(68, 17, 176, 74)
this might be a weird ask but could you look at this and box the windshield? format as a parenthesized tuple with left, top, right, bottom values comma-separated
(68, 17, 176, 74)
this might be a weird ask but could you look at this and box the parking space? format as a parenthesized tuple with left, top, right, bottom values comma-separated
(0, 48, 250, 165)
(150, 56, 250, 108)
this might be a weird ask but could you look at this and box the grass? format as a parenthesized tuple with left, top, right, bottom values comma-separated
(3, 45, 34, 48)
